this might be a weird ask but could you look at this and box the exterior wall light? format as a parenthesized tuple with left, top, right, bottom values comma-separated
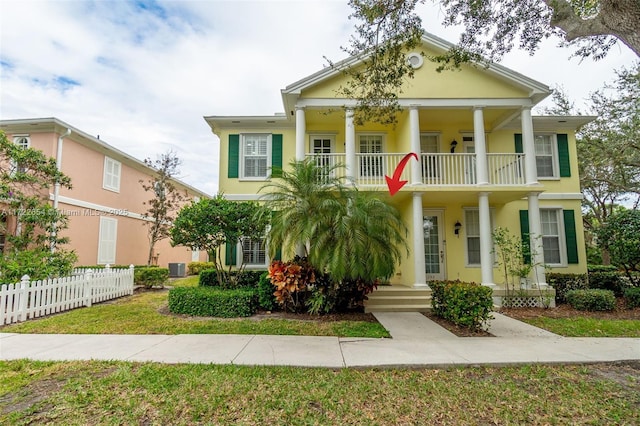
(454, 221, 462, 236)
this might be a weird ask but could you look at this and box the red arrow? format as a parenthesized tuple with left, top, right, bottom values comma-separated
(385, 152, 419, 196)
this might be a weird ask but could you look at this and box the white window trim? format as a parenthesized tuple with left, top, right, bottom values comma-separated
(13, 135, 30, 149)
(236, 237, 269, 269)
(534, 133, 560, 180)
(463, 207, 496, 267)
(239, 133, 272, 181)
(356, 133, 386, 152)
(308, 134, 336, 153)
(97, 216, 117, 265)
(11, 135, 30, 175)
(540, 207, 567, 267)
(103, 156, 121, 192)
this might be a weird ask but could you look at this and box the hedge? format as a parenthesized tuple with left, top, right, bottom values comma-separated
(565, 289, 616, 311)
(168, 287, 257, 317)
(134, 267, 169, 288)
(199, 269, 265, 289)
(624, 287, 640, 309)
(589, 271, 627, 297)
(187, 261, 215, 275)
(546, 273, 588, 304)
(430, 280, 493, 331)
(257, 271, 276, 311)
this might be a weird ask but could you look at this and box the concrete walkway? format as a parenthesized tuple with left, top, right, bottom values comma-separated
(1, 313, 638, 368)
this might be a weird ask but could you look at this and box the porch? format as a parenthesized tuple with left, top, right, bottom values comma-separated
(306, 152, 526, 187)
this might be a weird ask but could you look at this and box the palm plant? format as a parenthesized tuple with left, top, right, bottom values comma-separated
(260, 159, 407, 284)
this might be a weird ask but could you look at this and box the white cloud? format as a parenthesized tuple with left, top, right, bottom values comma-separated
(1, 0, 636, 196)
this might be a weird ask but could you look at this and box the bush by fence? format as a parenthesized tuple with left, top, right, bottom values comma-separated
(134, 267, 169, 289)
(565, 289, 616, 311)
(168, 287, 257, 317)
(430, 280, 493, 331)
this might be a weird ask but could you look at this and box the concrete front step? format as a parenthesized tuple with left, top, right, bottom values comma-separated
(365, 285, 432, 313)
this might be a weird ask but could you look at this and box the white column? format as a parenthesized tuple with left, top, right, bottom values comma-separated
(521, 107, 538, 185)
(345, 108, 356, 182)
(473, 107, 489, 185)
(412, 192, 428, 288)
(295, 107, 306, 161)
(409, 106, 422, 185)
(478, 192, 495, 287)
(527, 192, 547, 287)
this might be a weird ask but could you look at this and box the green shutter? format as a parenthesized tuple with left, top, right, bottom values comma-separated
(557, 134, 571, 177)
(563, 210, 579, 264)
(225, 242, 237, 266)
(271, 134, 283, 178)
(519, 210, 531, 264)
(514, 134, 523, 154)
(274, 248, 282, 261)
(228, 134, 239, 178)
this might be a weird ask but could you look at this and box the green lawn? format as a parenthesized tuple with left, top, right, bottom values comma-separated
(0, 277, 389, 338)
(521, 316, 640, 337)
(1, 360, 638, 425)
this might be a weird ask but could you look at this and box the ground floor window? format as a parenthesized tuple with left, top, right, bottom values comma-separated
(240, 236, 267, 267)
(540, 209, 563, 265)
(464, 208, 495, 266)
(97, 217, 117, 264)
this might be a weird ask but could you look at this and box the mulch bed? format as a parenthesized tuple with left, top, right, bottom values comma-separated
(422, 312, 494, 337)
(501, 298, 640, 321)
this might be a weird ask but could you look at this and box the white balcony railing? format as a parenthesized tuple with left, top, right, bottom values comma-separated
(305, 153, 526, 187)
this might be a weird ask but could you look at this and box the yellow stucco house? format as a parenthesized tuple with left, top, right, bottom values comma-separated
(205, 33, 591, 311)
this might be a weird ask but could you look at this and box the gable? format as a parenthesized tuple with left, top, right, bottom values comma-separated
(284, 32, 549, 107)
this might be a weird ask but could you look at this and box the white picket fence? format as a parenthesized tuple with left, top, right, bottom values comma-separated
(0, 265, 135, 326)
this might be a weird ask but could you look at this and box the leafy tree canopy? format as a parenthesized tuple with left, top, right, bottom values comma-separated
(597, 209, 640, 284)
(336, 0, 640, 124)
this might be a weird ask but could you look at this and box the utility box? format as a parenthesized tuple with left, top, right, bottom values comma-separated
(168, 263, 186, 278)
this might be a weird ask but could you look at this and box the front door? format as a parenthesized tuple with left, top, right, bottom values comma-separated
(423, 210, 446, 281)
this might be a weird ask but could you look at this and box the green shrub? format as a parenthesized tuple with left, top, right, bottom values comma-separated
(257, 271, 276, 311)
(199, 269, 265, 289)
(546, 273, 589, 304)
(187, 261, 215, 275)
(566, 289, 616, 311)
(589, 271, 627, 296)
(588, 264, 618, 273)
(168, 287, 257, 317)
(430, 280, 493, 331)
(623, 287, 640, 309)
(134, 267, 169, 289)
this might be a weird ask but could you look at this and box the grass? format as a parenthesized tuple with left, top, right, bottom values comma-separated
(0, 277, 389, 338)
(521, 317, 640, 337)
(1, 360, 638, 425)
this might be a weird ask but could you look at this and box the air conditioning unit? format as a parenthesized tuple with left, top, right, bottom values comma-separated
(168, 263, 186, 277)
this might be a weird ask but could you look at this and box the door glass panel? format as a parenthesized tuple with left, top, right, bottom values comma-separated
(359, 135, 383, 177)
(423, 215, 440, 274)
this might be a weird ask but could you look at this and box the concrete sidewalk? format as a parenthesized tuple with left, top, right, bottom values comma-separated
(1, 313, 638, 368)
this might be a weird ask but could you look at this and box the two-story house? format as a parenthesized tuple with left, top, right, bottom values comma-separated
(205, 33, 591, 310)
(0, 117, 209, 268)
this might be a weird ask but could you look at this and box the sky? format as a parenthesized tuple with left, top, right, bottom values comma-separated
(0, 0, 637, 196)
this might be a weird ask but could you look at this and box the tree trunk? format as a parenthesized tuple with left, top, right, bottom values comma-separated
(546, 0, 640, 57)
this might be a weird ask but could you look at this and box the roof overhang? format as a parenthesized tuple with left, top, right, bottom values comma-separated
(500, 115, 596, 131)
(203, 114, 294, 135)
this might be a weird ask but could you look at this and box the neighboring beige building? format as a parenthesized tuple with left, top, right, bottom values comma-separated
(0, 117, 209, 267)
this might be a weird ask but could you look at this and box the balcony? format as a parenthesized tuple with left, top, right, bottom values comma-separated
(306, 153, 526, 187)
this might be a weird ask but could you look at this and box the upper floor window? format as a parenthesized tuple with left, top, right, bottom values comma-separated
(11, 136, 30, 174)
(241, 134, 271, 180)
(103, 156, 121, 192)
(534, 134, 558, 178)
